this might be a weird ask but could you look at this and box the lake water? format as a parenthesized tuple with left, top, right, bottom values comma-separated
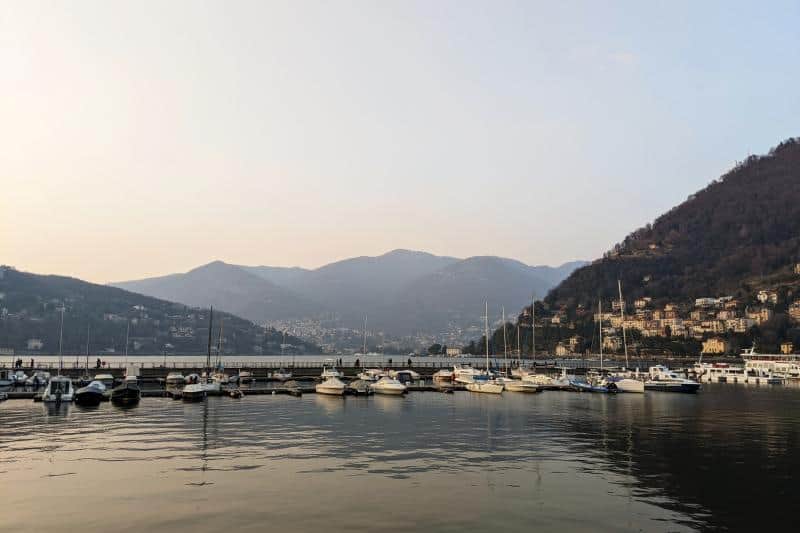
(1, 384, 797, 532)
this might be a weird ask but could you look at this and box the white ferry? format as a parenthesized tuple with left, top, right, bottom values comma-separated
(742, 346, 800, 380)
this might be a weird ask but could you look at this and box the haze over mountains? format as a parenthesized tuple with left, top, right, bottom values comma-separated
(113, 250, 585, 337)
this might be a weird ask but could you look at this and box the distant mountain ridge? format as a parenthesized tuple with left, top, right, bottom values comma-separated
(0, 266, 319, 355)
(113, 250, 586, 336)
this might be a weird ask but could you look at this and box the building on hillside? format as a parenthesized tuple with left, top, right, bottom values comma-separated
(794, 263, 800, 275)
(702, 338, 729, 354)
(601, 336, 621, 352)
(445, 347, 461, 357)
(26, 338, 44, 350)
(695, 298, 718, 308)
(555, 343, 569, 357)
(634, 297, 651, 309)
(747, 308, 773, 324)
(781, 342, 794, 355)
(567, 336, 582, 351)
(788, 301, 800, 322)
(757, 290, 778, 305)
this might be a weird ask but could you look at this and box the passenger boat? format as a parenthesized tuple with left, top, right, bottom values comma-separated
(694, 363, 747, 383)
(644, 366, 701, 393)
(165, 372, 186, 386)
(110, 380, 141, 406)
(182, 383, 206, 402)
(742, 346, 800, 380)
(74, 381, 108, 406)
(42, 376, 74, 403)
(316, 376, 346, 395)
(371, 376, 407, 395)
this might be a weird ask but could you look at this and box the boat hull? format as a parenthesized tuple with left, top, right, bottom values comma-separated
(110, 383, 141, 406)
(644, 382, 700, 393)
(316, 385, 345, 395)
(74, 389, 106, 406)
(465, 382, 504, 394)
(503, 381, 541, 393)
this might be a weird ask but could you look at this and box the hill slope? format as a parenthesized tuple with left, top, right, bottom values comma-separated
(547, 138, 800, 309)
(0, 266, 319, 355)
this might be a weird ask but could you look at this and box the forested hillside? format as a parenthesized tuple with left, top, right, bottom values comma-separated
(548, 138, 800, 310)
(0, 266, 319, 355)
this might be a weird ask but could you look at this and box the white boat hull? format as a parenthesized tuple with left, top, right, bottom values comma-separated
(316, 376, 346, 395)
(465, 381, 504, 394)
(503, 381, 540, 393)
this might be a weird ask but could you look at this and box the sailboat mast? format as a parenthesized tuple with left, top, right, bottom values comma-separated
(598, 299, 603, 372)
(618, 280, 629, 368)
(206, 307, 213, 377)
(58, 306, 65, 376)
(484, 301, 489, 372)
(362, 315, 368, 354)
(124, 320, 130, 367)
(516, 323, 521, 366)
(502, 307, 508, 375)
(531, 295, 536, 365)
(216, 318, 224, 370)
(85, 323, 90, 373)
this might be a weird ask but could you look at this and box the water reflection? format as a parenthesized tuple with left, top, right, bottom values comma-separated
(1, 386, 798, 531)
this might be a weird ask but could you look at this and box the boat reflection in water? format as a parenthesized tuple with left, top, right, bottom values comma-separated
(3, 385, 799, 531)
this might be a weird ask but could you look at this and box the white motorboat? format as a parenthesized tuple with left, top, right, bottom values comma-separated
(201, 381, 221, 393)
(466, 380, 504, 394)
(357, 368, 385, 382)
(495, 377, 540, 393)
(272, 368, 293, 381)
(182, 383, 206, 402)
(316, 376, 346, 395)
(321, 359, 344, 379)
(600, 375, 645, 393)
(432, 369, 454, 382)
(124, 364, 140, 384)
(0, 369, 14, 387)
(42, 376, 74, 403)
(644, 366, 701, 393)
(389, 369, 420, 380)
(237, 371, 254, 384)
(165, 372, 186, 386)
(211, 371, 229, 385)
(453, 363, 488, 384)
(93, 373, 116, 387)
(26, 371, 51, 387)
(12, 370, 29, 385)
(370, 376, 407, 395)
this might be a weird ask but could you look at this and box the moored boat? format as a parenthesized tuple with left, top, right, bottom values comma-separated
(272, 368, 292, 381)
(644, 366, 701, 393)
(74, 380, 108, 406)
(42, 376, 74, 403)
(465, 380, 504, 394)
(110, 380, 141, 406)
(316, 376, 346, 395)
(182, 383, 206, 402)
(371, 376, 407, 395)
(166, 372, 186, 386)
(496, 377, 540, 393)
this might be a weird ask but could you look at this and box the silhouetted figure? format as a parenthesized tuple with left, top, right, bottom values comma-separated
(388, 358, 393, 366)
(407, 358, 412, 367)
(96, 358, 102, 369)
(30, 358, 34, 368)
(355, 358, 360, 368)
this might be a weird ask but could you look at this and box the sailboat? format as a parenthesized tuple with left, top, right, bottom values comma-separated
(182, 307, 214, 401)
(42, 307, 74, 403)
(494, 307, 539, 393)
(466, 302, 504, 394)
(210, 318, 230, 384)
(598, 281, 645, 393)
(111, 320, 141, 406)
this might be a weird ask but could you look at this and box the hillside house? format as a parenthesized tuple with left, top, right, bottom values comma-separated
(702, 338, 729, 354)
(781, 342, 794, 355)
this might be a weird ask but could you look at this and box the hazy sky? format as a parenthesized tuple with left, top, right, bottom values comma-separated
(2, 1, 798, 283)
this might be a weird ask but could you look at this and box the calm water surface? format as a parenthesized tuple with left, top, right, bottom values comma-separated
(1, 385, 797, 532)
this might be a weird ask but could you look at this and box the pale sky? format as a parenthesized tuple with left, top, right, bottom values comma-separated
(2, 0, 798, 283)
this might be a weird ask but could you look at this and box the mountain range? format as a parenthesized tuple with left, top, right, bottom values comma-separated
(112, 250, 586, 337)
